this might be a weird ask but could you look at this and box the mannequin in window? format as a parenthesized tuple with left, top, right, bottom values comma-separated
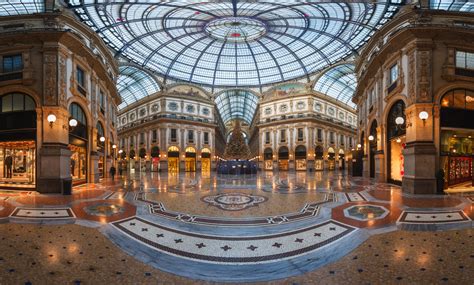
(70, 158, 76, 177)
(5, 153, 13, 179)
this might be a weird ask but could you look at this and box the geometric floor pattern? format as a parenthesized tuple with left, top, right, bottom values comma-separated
(0, 171, 472, 282)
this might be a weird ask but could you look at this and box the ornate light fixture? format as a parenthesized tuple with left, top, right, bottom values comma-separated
(100, 136, 106, 142)
(395, 116, 404, 125)
(112, 144, 117, 149)
(47, 114, 56, 128)
(419, 111, 429, 126)
(368, 135, 374, 141)
(69, 118, 78, 128)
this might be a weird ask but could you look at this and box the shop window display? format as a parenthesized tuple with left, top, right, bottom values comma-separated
(0, 141, 35, 187)
(69, 144, 86, 182)
(440, 130, 473, 186)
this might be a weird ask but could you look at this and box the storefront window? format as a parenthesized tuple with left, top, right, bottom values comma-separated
(69, 103, 88, 184)
(0, 141, 35, 187)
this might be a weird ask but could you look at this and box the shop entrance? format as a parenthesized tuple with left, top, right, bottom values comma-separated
(387, 100, 406, 185)
(263, 148, 273, 170)
(168, 146, 180, 173)
(278, 146, 289, 170)
(315, 145, 324, 171)
(0, 93, 37, 189)
(69, 103, 88, 185)
(369, 120, 377, 178)
(151, 146, 160, 172)
(439, 89, 474, 188)
(339, 149, 345, 170)
(327, 147, 335, 170)
(96, 122, 105, 178)
(185, 147, 196, 172)
(295, 145, 307, 171)
(201, 148, 211, 173)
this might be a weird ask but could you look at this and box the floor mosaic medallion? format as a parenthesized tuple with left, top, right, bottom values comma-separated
(201, 193, 267, 211)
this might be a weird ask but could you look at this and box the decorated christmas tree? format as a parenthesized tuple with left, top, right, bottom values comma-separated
(223, 120, 252, 160)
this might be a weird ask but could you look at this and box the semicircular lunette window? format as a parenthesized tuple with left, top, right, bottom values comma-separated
(117, 65, 161, 110)
(0, 0, 44, 16)
(214, 89, 259, 125)
(313, 63, 357, 109)
(429, 0, 474, 12)
(68, 1, 402, 88)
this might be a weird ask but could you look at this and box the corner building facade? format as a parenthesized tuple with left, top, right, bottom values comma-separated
(354, 5, 474, 194)
(0, 12, 120, 193)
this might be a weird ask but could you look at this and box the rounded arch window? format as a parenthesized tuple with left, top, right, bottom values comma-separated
(0, 93, 35, 113)
(69, 103, 88, 140)
(263, 148, 273, 160)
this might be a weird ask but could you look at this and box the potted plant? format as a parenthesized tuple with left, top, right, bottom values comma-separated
(435, 169, 445, 194)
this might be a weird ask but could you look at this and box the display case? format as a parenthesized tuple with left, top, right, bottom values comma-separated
(446, 156, 472, 186)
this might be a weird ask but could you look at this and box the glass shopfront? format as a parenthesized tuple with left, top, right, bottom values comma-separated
(201, 148, 211, 173)
(327, 147, 335, 170)
(278, 146, 289, 171)
(185, 147, 196, 172)
(0, 141, 36, 186)
(69, 103, 88, 185)
(263, 148, 273, 170)
(0, 93, 37, 189)
(315, 145, 324, 171)
(439, 89, 474, 188)
(168, 146, 180, 173)
(96, 122, 105, 178)
(295, 145, 306, 171)
(387, 100, 406, 185)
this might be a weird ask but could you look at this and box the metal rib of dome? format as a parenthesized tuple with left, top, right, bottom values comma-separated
(68, 1, 402, 88)
(0, 0, 44, 16)
(215, 89, 259, 124)
(117, 65, 161, 110)
(430, 0, 474, 12)
(313, 63, 357, 109)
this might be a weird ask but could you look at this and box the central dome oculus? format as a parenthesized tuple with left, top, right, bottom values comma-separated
(205, 17, 267, 43)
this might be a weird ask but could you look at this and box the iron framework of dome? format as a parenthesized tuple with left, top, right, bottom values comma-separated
(117, 65, 161, 109)
(313, 63, 357, 109)
(215, 89, 259, 124)
(68, 0, 403, 89)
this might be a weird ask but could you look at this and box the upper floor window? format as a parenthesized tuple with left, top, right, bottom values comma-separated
(329, 132, 335, 144)
(99, 91, 105, 114)
(0, 93, 35, 113)
(170, 128, 177, 142)
(317, 129, 323, 142)
(340, 134, 345, 145)
(2, 54, 22, 73)
(140, 133, 145, 145)
(77, 67, 85, 86)
(204, 132, 209, 145)
(280, 129, 286, 143)
(389, 64, 398, 84)
(130, 136, 135, 146)
(349, 137, 353, 147)
(265, 131, 270, 144)
(297, 128, 304, 141)
(152, 130, 157, 142)
(456, 50, 474, 70)
(187, 130, 194, 143)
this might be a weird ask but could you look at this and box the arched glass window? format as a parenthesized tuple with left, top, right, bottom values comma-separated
(0, 93, 35, 113)
(69, 103, 87, 140)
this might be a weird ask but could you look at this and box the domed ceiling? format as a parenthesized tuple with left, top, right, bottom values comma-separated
(68, 0, 402, 88)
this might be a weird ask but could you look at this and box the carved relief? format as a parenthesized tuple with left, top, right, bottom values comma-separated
(43, 53, 57, 106)
(408, 51, 415, 105)
(417, 50, 432, 103)
(58, 54, 67, 108)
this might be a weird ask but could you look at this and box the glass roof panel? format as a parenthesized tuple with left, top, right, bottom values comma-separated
(117, 65, 161, 110)
(430, 0, 474, 12)
(215, 90, 259, 124)
(313, 63, 357, 109)
(69, 1, 402, 91)
(0, 0, 44, 16)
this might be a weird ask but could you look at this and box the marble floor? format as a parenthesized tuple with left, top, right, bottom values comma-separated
(0, 171, 472, 283)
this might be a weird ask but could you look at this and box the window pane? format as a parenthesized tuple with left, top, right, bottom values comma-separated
(466, 90, 474, 110)
(12, 94, 24, 111)
(24, 95, 35, 110)
(453, 89, 466, 109)
(1, 94, 12, 112)
(455, 51, 466, 68)
(441, 91, 453, 108)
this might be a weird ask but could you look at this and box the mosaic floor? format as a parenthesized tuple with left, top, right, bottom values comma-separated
(0, 171, 472, 283)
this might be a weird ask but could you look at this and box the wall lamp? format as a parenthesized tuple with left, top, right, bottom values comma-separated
(118, 149, 123, 154)
(368, 135, 374, 142)
(69, 118, 78, 128)
(47, 114, 56, 128)
(100, 136, 106, 142)
(356, 143, 362, 149)
(419, 111, 429, 126)
(112, 144, 117, 149)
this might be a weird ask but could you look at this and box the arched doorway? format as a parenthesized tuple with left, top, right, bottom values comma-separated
(151, 146, 160, 172)
(139, 147, 147, 172)
(295, 145, 307, 171)
(369, 120, 378, 178)
(263, 148, 273, 170)
(439, 89, 474, 188)
(0, 93, 36, 188)
(339, 149, 345, 170)
(315, 145, 324, 171)
(201, 148, 211, 173)
(167, 146, 180, 173)
(69, 103, 88, 185)
(96, 122, 105, 178)
(387, 100, 406, 185)
(278, 146, 289, 170)
(327, 147, 336, 170)
(185, 147, 196, 172)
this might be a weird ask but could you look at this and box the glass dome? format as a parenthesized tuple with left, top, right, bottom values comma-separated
(313, 63, 357, 109)
(430, 0, 474, 12)
(69, 1, 402, 88)
(117, 65, 161, 110)
(0, 0, 44, 16)
(215, 90, 259, 124)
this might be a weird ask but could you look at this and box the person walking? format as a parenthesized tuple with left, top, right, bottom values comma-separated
(109, 165, 116, 181)
(118, 164, 123, 176)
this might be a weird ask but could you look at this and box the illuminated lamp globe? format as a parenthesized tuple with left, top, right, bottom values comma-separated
(118, 150, 123, 154)
(112, 144, 117, 149)
(395, 116, 404, 125)
(100, 136, 106, 142)
(47, 114, 57, 123)
(368, 135, 374, 141)
(69, 118, 78, 127)
(419, 111, 429, 121)
(357, 144, 362, 149)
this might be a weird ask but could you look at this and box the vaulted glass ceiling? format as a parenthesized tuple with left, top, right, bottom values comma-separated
(430, 0, 474, 12)
(68, 0, 402, 88)
(313, 64, 357, 109)
(215, 90, 259, 124)
(117, 65, 161, 110)
(0, 0, 44, 16)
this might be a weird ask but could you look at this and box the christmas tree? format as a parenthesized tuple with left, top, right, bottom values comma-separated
(223, 120, 252, 160)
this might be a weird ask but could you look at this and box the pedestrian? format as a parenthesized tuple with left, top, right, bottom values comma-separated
(109, 165, 116, 181)
(118, 164, 123, 176)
